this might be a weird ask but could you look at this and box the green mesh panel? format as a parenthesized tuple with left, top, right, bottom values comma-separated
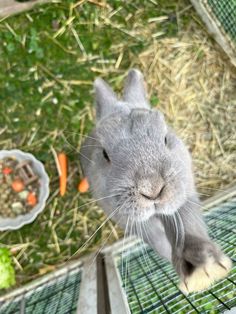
(207, 0, 236, 41)
(116, 197, 236, 313)
(0, 268, 82, 314)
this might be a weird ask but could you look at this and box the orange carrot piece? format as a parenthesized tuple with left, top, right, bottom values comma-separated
(78, 177, 89, 193)
(58, 153, 67, 196)
(27, 192, 37, 206)
(3, 167, 12, 175)
(12, 179, 24, 192)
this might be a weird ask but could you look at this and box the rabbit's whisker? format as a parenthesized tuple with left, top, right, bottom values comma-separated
(122, 215, 130, 292)
(79, 151, 95, 164)
(181, 204, 206, 228)
(171, 211, 184, 248)
(72, 194, 118, 211)
(187, 199, 203, 208)
(141, 221, 153, 276)
(198, 187, 227, 192)
(68, 198, 122, 260)
(144, 219, 153, 246)
(62, 130, 100, 142)
(197, 192, 212, 197)
(89, 217, 122, 269)
(165, 168, 182, 184)
(144, 219, 160, 272)
(81, 144, 102, 148)
(62, 135, 95, 164)
(129, 207, 135, 237)
(138, 221, 153, 277)
(172, 214, 179, 247)
(175, 211, 185, 250)
(89, 200, 128, 268)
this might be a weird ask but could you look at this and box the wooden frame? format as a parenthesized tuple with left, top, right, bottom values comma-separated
(0, 0, 51, 17)
(191, 0, 236, 67)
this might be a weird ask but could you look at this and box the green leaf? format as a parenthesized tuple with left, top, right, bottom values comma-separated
(0, 248, 16, 289)
(150, 95, 160, 107)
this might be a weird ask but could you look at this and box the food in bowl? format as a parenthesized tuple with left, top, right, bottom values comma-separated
(0, 156, 40, 218)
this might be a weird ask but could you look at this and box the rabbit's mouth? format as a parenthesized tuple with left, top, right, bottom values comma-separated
(124, 204, 156, 222)
(154, 192, 187, 216)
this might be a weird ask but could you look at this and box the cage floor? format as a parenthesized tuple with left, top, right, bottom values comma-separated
(0, 267, 82, 314)
(116, 197, 236, 314)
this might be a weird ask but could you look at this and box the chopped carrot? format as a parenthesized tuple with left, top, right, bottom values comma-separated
(78, 177, 89, 193)
(58, 152, 67, 196)
(11, 179, 24, 192)
(27, 192, 37, 206)
(3, 167, 12, 175)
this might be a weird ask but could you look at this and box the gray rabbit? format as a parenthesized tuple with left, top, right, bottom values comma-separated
(80, 69, 231, 294)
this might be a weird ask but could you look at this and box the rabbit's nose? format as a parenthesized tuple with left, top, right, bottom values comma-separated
(139, 184, 165, 201)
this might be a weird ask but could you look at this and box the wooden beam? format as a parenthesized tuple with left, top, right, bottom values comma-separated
(0, 0, 51, 17)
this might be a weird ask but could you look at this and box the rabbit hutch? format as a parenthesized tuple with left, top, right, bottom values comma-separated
(190, 0, 236, 67)
(0, 185, 236, 313)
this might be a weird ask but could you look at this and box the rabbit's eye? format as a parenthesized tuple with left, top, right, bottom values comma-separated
(164, 136, 168, 146)
(103, 149, 110, 162)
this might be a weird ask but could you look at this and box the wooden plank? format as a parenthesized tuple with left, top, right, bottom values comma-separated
(0, 0, 51, 17)
(76, 257, 97, 314)
(104, 250, 131, 314)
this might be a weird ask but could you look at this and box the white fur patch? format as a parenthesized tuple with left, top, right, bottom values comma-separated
(179, 255, 232, 294)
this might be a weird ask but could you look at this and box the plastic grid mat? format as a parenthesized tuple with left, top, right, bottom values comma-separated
(0, 267, 82, 314)
(206, 0, 236, 41)
(116, 197, 236, 314)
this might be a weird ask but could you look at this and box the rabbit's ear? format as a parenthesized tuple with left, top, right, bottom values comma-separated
(94, 78, 119, 121)
(123, 69, 150, 109)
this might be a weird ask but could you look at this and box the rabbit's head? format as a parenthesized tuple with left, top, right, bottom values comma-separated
(87, 70, 195, 222)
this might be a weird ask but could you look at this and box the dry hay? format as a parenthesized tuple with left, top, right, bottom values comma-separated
(138, 31, 236, 198)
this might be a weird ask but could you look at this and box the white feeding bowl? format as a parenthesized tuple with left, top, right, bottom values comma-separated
(0, 150, 50, 231)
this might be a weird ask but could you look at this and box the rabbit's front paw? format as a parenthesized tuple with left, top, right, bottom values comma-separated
(179, 254, 232, 294)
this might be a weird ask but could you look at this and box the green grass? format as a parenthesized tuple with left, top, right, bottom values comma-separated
(0, 0, 197, 291)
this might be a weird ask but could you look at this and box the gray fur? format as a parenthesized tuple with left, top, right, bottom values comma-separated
(80, 69, 228, 279)
(123, 69, 150, 109)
